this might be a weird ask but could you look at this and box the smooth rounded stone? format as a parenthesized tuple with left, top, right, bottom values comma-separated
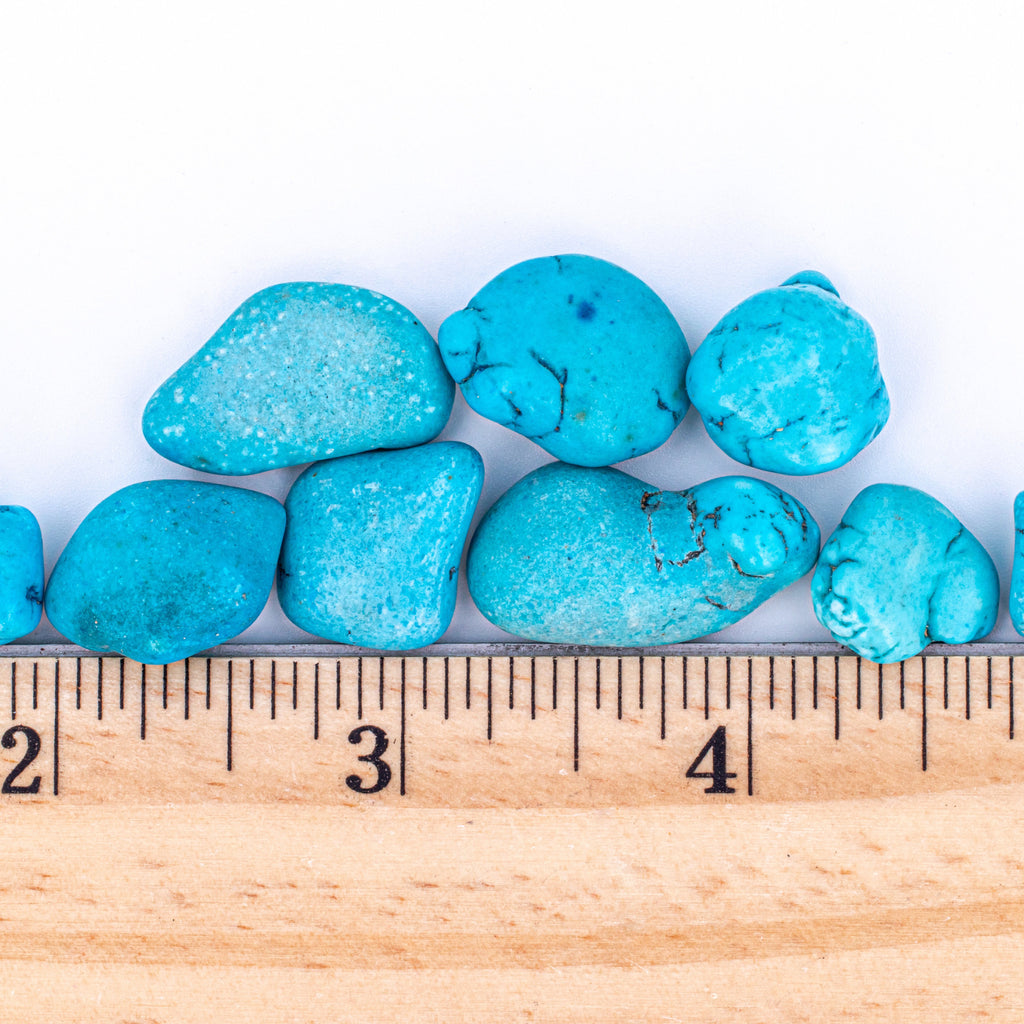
(1008, 492, 1024, 635)
(278, 442, 484, 649)
(467, 463, 819, 646)
(143, 282, 455, 475)
(685, 271, 890, 474)
(45, 481, 285, 664)
(0, 506, 43, 643)
(438, 254, 690, 467)
(812, 484, 998, 663)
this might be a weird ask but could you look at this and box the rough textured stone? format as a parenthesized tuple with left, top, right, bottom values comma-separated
(278, 442, 484, 649)
(0, 506, 43, 644)
(438, 254, 689, 467)
(812, 484, 998, 663)
(467, 463, 819, 646)
(1009, 492, 1024, 635)
(143, 282, 454, 475)
(685, 271, 889, 474)
(45, 480, 285, 663)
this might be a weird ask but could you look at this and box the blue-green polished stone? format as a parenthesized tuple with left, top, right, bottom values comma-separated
(467, 463, 819, 646)
(0, 506, 43, 643)
(812, 484, 998, 663)
(438, 254, 689, 467)
(278, 442, 484, 649)
(685, 271, 889, 474)
(45, 480, 285, 664)
(143, 282, 455, 475)
(1008, 492, 1024, 635)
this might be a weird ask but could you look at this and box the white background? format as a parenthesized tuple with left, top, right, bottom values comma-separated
(1, 1, 1022, 648)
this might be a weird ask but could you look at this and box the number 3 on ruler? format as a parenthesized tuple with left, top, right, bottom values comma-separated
(685, 726, 737, 794)
(345, 725, 392, 794)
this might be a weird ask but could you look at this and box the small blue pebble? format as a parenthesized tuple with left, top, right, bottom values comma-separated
(278, 442, 484, 649)
(467, 463, 819, 646)
(143, 282, 455, 475)
(438, 254, 690, 467)
(45, 480, 285, 664)
(1009, 492, 1024, 635)
(812, 484, 998, 663)
(686, 271, 890, 474)
(0, 506, 43, 644)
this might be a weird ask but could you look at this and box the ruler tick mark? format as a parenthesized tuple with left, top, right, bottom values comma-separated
(399, 660, 407, 796)
(97, 659, 103, 721)
(638, 658, 644, 711)
(184, 660, 190, 720)
(704, 657, 710, 721)
(271, 661, 277, 720)
(140, 664, 147, 740)
(9, 661, 15, 720)
(988, 657, 993, 709)
(769, 656, 775, 711)
(119, 659, 125, 711)
(944, 656, 949, 710)
(856, 658, 862, 711)
(922, 660, 928, 772)
(487, 657, 493, 741)
(900, 661, 906, 710)
(508, 656, 514, 711)
(378, 660, 384, 712)
(250, 659, 255, 711)
(682, 657, 688, 710)
(52, 660, 59, 797)
(812, 658, 818, 711)
(617, 660, 623, 720)
(465, 657, 471, 711)
(292, 661, 298, 712)
(335, 661, 340, 712)
(552, 658, 558, 711)
(747, 659, 754, 797)
(424, 656, 429, 711)
(357, 658, 363, 720)
(726, 658, 731, 710)
(313, 663, 320, 741)
(878, 662, 883, 721)
(444, 657, 450, 721)
(790, 658, 796, 721)
(595, 657, 601, 710)
(206, 658, 212, 711)
(965, 658, 971, 720)
(573, 658, 579, 772)
(1010, 659, 1015, 741)
(75, 657, 81, 710)
(32, 662, 37, 711)
(162, 664, 168, 710)
(660, 657, 666, 741)
(530, 660, 536, 720)
(834, 655, 840, 741)
(227, 661, 233, 772)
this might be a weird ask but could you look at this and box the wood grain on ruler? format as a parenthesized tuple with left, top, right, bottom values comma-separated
(0, 651, 1021, 1022)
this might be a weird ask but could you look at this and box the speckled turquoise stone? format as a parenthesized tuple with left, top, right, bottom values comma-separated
(45, 481, 285, 664)
(0, 506, 43, 643)
(1008, 492, 1024, 635)
(438, 255, 689, 467)
(278, 442, 484, 649)
(467, 463, 819, 646)
(812, 484, 998, 663)
(143, 283, 455, 475)
(685, 272, 889, 474)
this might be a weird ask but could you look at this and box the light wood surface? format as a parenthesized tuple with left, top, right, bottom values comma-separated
(1, 651, 1022, 1022)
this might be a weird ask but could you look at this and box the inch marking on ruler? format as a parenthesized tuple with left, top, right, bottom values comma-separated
(0, 648, 1021, 808)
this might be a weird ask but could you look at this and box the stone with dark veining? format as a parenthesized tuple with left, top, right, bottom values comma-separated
(685, 271, 889, 474)
(0, 506, 43, 644)
(1009, 492, 1024, 635)
(143, 282, 455, 475)
(812, 484, 998, 663)
(467, 463, 819, 646)
(438, 254, 690, 467)
(278, 442, 484, 649)
(45, 480, 285, 663)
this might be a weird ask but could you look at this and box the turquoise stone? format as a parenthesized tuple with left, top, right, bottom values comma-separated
(0, 506, 43, 643)
(467, 463, 819, 646)
(438, 254, 689, 467)
(45, 481, 285, 663)
(278, 442, 484, 649)
(1009, 492, 1024, 635)
(143, 283, 454, 475)
(685, 271, 889, 474)
(812, 484, 998, 663)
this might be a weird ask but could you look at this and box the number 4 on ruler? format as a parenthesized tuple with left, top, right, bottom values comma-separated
(685, 726, 737, 794)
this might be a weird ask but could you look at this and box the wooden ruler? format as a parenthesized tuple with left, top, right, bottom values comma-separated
(1, 644, 1022, 1021)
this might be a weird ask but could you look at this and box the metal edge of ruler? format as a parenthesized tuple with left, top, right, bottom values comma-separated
(3, 641, 1024, 660)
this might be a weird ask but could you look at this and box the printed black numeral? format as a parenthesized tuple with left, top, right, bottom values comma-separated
(2, 725, 42, 795)
(345, 725, 392, 794)
(685, 725, 736, 794)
